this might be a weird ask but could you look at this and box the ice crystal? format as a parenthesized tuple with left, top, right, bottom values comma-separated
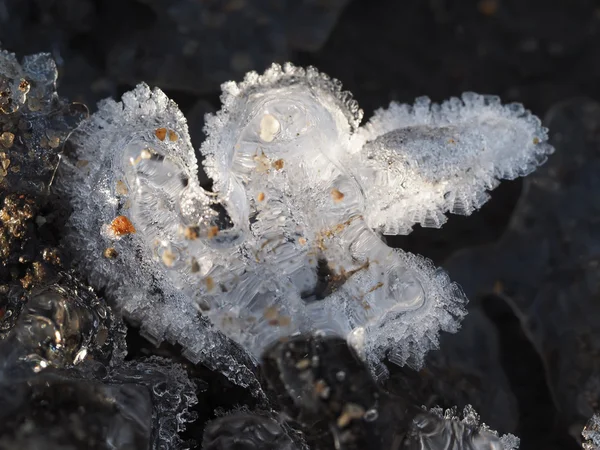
(409, 405, 520, 450)
(583, 413, 600, 450)
(59, 63, 552, 385)
(0, 356, 198, 450)
(202, 410, 305, 450)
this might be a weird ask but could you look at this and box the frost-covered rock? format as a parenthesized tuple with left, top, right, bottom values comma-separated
(58, 63, 552, 386)
(261, 334, 517, 449)
(202, 410, 305, 450)
(406, 405, 520, 450)
(0, 357, 198, 450)
(583, 413, 600, 450)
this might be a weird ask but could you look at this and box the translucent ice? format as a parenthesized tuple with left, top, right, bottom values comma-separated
(262, 334, 517, 449)
(583, 413, 600, 450)
(59, 63, 552, 384)
(0, 357, 198, 450)
(406, 406, 520, 450)
(203, 410, 305, 450)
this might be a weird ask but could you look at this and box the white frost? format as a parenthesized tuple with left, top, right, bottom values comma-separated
(58, 63, 552, 385)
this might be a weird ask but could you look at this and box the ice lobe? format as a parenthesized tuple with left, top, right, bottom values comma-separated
(357, 94, 553, 234)
(59, 63, 552, 385)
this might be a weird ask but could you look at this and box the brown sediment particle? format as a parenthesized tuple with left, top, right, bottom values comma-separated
(257, 192, 265, 202)
(42, 248, 61, 265)
(103, 247, 118, 259)
(298, 237, 307, 246)
(331, 188, 344, 202)
(205, 276, 215, 291)
(253, 150, 271, 173)
(366, 282, 384, 293)
(18, 79, 30, 92)
(20, 271, 34, 289)
(493, 280, 504, 294)
(110, 216, 136, 236)
(315, 215, 362, 251)
(161, 248, 177, 267)
(295, 359, 311, 370)
(0, 132, 14, 148)
(533, 137, 540, 145)
(264, 305, 291, 326)
(272, 159, 284, 170)
(264, 305, 278, 320)
(190, 257, 200, 273)
(20, 261, 45, 290)
(115, 180, 128, 196)
(155, 127, 167, 141)
(168, 130, 178, 141)
(184, 226, 200, 240)
(477, 0, 498, 16)
(278, 316, 291, 326)
(48, 136, 60, 149)
(76, 160, 89, 168)
(337, 403, 366, 428)
(207, 226, 219, 239)
(314, 379, 331, 399)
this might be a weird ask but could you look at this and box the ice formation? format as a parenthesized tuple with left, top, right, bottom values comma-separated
(0, 355, 198, 450)
(255, 334, 519, 449)
(59, 63, 552, 384)
(583, 413, 600, 450)
(409, 406, 520, 450)
(202, 410, 305, 450)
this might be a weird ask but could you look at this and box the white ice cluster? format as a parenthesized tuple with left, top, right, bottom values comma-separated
(59, 64, 552, 384)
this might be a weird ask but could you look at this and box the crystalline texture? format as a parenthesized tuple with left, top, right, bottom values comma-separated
(202, 411, 305, 450)
(262, 334, 516, 449)
(357, 94, 552, 234)
(0, 357, 198, 450)
(583, 413, 600, 450)
(406, 406, 520, 450)
(59, 63, 552, 385)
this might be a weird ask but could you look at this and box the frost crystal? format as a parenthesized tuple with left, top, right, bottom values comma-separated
(411, 405, 520, 450)
(59, 63, 552, 384)
(583, 414, 600, 450)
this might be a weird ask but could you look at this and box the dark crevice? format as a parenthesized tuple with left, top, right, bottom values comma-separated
(482, 295, 580, 450)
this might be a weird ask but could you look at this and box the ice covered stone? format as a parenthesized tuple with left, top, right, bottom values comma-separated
(0, 272, 126, 377)
(0, 49, 87, 194)
(0, 357, 198, 450)
(261, 334, 517, 449)
(58, 63, 552, 386)
(202, 410, 305, 450)
(405, 405, 520, 450)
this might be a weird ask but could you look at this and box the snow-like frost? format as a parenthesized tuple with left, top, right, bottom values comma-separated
(58, 63, 552, 385)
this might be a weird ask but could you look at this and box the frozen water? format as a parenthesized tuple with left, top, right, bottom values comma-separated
(583, 413, 600, 450)
(202, 410, 305, 450)
(0, 356, 198, 450)
(58, 63, 552, 385)
(408, 405, 520, 450)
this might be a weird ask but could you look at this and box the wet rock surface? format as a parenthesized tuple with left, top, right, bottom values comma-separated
(444, 98, 600, 448)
